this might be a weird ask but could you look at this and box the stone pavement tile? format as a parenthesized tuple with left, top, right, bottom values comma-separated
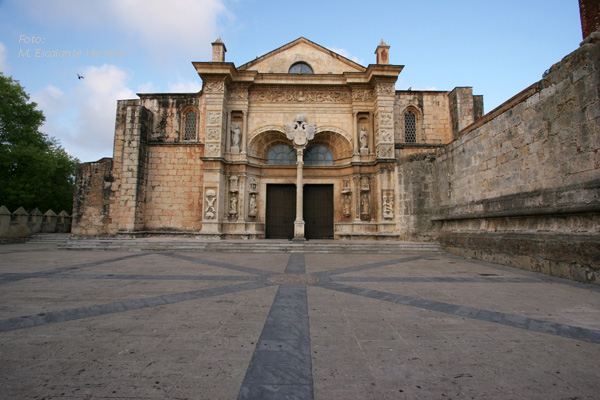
(313, 379, 384, 400)
(305, 253, 408, 274)
(77, 253, 260, 277)
(0, 249, 137, 273)
(0, 278, 252, 320)
(346, 279, 600, 331)
(169, 365, 248, 400)
(181, 251, 290, 274)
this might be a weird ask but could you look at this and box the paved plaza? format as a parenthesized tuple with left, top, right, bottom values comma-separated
(0, 242, 599, 399)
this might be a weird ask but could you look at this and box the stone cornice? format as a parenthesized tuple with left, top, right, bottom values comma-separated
(193, 61, 404, 88)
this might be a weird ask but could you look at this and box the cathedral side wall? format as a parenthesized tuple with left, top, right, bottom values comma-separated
(433, 38, 600, 284)
(142, 145, 204, 231)
(394, 91, 452, 145)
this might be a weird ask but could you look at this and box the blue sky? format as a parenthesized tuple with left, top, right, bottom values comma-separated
(0, 0, 583, 162)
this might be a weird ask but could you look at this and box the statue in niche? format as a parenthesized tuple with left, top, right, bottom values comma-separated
(343, 194, 352, 217)
(229, 193, 238, 214)
(383, 195, 394, 220)
(361, 192, 370, 215)
(231, 123, 241, 149)
(249, 194, 257, 216)
(359, 126, 369, 152)
(205, 190, 216, 219)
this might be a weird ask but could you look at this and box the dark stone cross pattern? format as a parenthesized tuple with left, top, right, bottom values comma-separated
(0, 252, 599, 399)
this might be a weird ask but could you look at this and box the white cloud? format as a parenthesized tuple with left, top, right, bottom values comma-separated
(33, 64, 137, 162)
(14, 0, 230, 61)
(74, 65, 137, 160)
(0, 42, 8, 73)
(167, 80, 202, 93)
(110, 0, 230, 59)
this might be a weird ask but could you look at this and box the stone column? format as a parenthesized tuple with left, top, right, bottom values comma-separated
(242, 111, 247, 154)
(293, 148, 305, 241)
(353, 112, 359, 155)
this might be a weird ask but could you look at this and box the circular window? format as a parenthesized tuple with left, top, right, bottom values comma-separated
(289, 62, 313, 74)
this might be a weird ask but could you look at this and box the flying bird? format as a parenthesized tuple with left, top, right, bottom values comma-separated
(77, 74, 84, 79)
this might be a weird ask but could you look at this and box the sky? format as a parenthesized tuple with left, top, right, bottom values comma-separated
(0, 0, 583, 162)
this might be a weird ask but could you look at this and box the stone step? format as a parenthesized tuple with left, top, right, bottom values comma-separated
(57, 239, 441, 253)
(28, 233, 71, 243)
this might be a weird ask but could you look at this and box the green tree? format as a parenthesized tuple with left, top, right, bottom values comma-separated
(0, 73, 79, 213)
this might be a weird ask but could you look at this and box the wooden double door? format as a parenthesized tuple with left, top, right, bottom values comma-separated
(266, 184, 333, 239)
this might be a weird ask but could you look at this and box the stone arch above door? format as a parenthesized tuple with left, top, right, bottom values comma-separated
(248, 125, 353, 163)
(248, 130, 292, 161)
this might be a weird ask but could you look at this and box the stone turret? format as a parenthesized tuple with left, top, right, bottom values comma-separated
(212, 37, 227, 62)
(375, 39, 390, 64)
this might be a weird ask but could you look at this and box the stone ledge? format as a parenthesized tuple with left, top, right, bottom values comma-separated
(433, 179, 600, 221)
(440, 231, 600, 284)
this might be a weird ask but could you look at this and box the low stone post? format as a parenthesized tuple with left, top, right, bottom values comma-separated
(29, 208, 43, 234)
(42, 210, 58, 232)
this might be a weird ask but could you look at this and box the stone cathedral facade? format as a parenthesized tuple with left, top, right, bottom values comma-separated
(73, 37, 482, 241)
(73, 31, 600, 284)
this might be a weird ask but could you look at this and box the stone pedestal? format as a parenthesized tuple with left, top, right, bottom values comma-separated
(293, 220, 306, 241)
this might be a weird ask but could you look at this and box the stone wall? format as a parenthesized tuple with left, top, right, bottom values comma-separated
(395, 154, 438, 241)
(0, 206, 71, 242)
(143, 145, 204, 231)
(430, 35, 600, 284)
(71, 158, 113, 236)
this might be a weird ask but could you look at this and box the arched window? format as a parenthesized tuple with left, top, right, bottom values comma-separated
(267, 144, 296, 165)
(289, 62, 313, 74)
(304, 145, 333, 166)
(404, 110, 417, 143)
(183, 110, 197, 140)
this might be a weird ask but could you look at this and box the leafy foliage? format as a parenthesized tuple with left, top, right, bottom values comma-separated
(0, 73, 79, 213)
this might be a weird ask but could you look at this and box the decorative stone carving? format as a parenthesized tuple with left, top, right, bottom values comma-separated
(342, 179, 352, 218)
(249, 177, 258, 193)
(205, 189, 216, 219)
(229, 193, 238, 216)
(250, 88, 351, 103)
(378, 143, 394, 158)
(361, 176, 370, 191)
(229, 175, 239, 192)
(383, 194, 394, 220)
(231, 122, 241, 150)
(376, 82, 395, 96)
(380, 129, 393, 143)
(352, 88, 374, 102)
(249, 194, 257, 217)
(360, 192, 370, 216)
(206, 127, 220, 141)
(228, 86, 249, 101)
(343, 193, 352, 217)
(204, 80, 225, 93)
(206, 144, 220, 157)
(380, 113, 393, 127)
(207, 111, 221, 126)
(248, 177, 258, 217)
(359, 126, 369, 153)
(360, 176, 371, 220)
(285, 114, 316, 148)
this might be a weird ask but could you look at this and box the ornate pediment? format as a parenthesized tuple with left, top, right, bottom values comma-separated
(237, 37, 366, 74)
